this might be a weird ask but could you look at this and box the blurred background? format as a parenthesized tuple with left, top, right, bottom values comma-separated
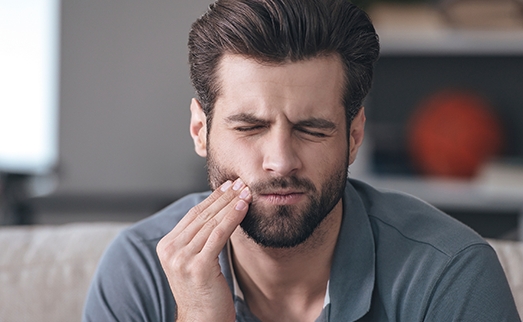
(1, 0, 523, 240)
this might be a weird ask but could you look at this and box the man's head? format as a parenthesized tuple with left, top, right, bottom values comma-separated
(188, 0, 379, 248)
(188, 0, 379, 131)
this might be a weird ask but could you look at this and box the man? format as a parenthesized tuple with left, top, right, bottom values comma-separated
(83, 0, 520, 321)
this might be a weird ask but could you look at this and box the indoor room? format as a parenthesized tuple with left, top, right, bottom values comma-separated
(1, 0, 522, 320)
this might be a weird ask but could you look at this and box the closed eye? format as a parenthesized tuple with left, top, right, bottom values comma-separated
(234, 125, 267, 133)
(294, 118, 336, 139)
(297, 128, 328, 138)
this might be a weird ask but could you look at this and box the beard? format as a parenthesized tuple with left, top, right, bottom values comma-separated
(206, 146, 348, 249)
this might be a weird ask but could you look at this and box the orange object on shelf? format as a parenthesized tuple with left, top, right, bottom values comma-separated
(408, 89, 505, 178)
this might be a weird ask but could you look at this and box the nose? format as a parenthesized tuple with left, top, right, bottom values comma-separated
(262, 129, 302, 176)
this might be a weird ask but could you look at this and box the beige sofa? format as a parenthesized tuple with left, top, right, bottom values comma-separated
(0, 222, 522, 322)
(0, 222, 130, 322)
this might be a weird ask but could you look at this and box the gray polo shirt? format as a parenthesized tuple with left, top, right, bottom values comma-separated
(83, 179, 520, 321)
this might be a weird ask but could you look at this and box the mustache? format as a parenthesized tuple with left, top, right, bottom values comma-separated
(249, 176, 316, 195)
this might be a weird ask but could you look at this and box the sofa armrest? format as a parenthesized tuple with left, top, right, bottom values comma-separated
(488, 238, 523, 320)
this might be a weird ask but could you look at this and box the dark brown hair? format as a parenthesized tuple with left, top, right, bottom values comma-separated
(188, 0, 379, 130)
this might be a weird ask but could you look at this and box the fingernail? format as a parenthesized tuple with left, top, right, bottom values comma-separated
(233, 178, 244, 191)
(220, 180, 233, 192)
(239, 187, 250, 199)
(235, 200, 248, 211)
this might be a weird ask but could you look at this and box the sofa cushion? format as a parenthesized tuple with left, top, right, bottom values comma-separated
(0, 222, 130, 322)
(1, 223, 521, 321)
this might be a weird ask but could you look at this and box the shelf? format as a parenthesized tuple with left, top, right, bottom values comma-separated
(355, 174, 523, 213)
(377, 29, 523, 56)
(369, 2, 523, 56)
(351, 138, 523, 213)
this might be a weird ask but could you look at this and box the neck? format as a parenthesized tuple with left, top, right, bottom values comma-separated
(229, 200, 343, 322)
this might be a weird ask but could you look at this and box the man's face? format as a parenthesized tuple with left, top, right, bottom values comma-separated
(193, 54, 356, 248)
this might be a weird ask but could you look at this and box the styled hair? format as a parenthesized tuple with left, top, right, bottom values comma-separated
(188, 0, 379, 129)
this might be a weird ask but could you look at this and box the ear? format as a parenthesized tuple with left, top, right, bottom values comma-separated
(348, 107, 365, 165)
(190, 98, 207, 157)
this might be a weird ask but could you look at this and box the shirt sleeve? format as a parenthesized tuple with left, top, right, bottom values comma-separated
(424, 243, 521, 322)
(82, 229, 175, 322)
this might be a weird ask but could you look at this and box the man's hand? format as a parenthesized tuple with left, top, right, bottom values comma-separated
(157, 179, 251, 322)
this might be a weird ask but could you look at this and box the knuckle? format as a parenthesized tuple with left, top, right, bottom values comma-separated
(172, 256, 189, 275)
(196, 210, 211, 223)
(177, 227, 191, 243)
(190, 203, 206, 216)
(205, 217, 219, 231)
(169, 250, 193, 275)
(206, 224, 229, 249)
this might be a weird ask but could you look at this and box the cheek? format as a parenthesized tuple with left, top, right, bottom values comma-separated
(209, 136, 261, 179)
(304, 140, 348, 163)
(302, 142, 349, 179)
(234, 143, 262, 179)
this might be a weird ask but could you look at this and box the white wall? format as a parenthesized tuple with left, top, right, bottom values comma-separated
(57, 0, 213, 196)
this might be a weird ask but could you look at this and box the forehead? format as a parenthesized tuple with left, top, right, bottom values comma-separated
(213, 54, 346, 121)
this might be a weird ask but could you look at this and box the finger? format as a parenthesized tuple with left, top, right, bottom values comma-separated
(205, 198, 249, 258)
(186, 185, 251, 254)
(176, 179, 245, 241)
(198, 195, 250, 259)
(156, 181, 244, 265)
(194, 179, 247, 223)
(170, 179, 248, 247)
(171, 180, 234, 235)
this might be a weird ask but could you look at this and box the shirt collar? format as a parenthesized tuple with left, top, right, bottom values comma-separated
(227, 241, 333, 308)
(328, 180, 376, 321)
(227, 240, 246, 301)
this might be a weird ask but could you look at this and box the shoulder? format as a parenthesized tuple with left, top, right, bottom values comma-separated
(345, 180, 519, 320)
(348, 178, 487, 257)
(97, 191, 212, 269)
(83, 191, 211, 321)
(122, 191, 211, 243)
(96, 190, 212, 274)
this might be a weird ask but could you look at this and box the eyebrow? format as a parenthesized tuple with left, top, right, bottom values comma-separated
(225, 113, 336, 130)
(295, 118, 336, 130)
(225, 113, 270, 126)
